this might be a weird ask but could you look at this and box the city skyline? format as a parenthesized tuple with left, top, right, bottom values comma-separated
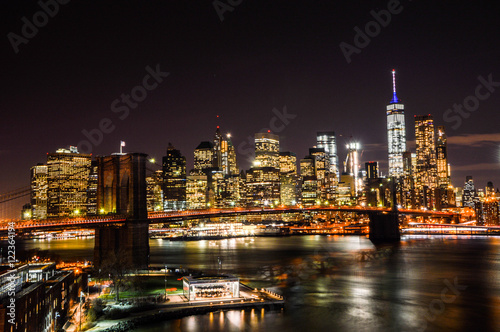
(1, 1, 500, 214)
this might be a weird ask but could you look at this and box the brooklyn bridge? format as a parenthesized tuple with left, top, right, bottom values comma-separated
(0, 153, 459, 269)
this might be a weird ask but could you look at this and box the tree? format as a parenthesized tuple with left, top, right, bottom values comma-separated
(99, 248, 132, 301)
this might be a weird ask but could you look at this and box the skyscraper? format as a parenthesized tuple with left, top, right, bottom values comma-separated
(193, 141, 214, 174)
(300, 156, 317, 206)
(47, 147, 91, 218)
(279, 152, 298, 206)
(436, 126, 451, 186)
(279, 152, 297, 174)
(414, 115, 438, 208)
(344, 142, 362, 194)
(226, 134, 239, 175)
(254, 132, 280, 169)
(30, 164, 48, 219)
(213, 127, 228, 175)
(212, 127, 238, 176)
(386, 69, 407, 178)
(316, 131, 339, 179)
(462, 176, 475, 208)
(365, 161, 379, 180)
(162, 143, 187, 210)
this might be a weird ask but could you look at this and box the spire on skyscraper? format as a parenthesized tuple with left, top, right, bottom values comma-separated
(390, 69, 399, 104)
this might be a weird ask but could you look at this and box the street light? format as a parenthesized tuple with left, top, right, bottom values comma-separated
(164, 265, 168, 300)
(79, 291, 84, 331)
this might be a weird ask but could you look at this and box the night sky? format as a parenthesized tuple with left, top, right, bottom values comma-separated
(1, 1, 500, 216)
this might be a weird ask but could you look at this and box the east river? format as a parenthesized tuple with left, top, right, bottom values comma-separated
(20, 235, 500, 331)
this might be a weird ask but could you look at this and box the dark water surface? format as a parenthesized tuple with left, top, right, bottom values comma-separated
(20, 235, 500, 331)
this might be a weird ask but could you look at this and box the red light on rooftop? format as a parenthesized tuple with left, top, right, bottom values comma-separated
(268, 130, 271, 133)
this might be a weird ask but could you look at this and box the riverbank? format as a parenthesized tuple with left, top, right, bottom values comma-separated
(88, 284, 284, 332)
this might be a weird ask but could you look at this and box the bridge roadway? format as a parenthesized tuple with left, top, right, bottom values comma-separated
(0, 206, 456, 233)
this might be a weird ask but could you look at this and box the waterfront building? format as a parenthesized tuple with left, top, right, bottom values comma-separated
(245, 167, 280, 207)
(0, 263, 83, 332)
(47, 146, 91, 218)
(483, 197, 500, 225)
(30, 164, 48, 220)
(163, 143, 187, 210)
(182, 275, 240, 301)
(386, 69, 407, 178)
(214, 174, 241, 208)
(186, 173, 208, 209)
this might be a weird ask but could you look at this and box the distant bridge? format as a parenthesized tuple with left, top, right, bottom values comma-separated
(0, 206, 457, 233)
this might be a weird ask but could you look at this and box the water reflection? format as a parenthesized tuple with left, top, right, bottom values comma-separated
(16, 235, 500, 331)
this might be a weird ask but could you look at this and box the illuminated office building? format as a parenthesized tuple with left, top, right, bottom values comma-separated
(309, 148, 328, 180)
(387, 69, 407, 178)
(213, 127, 226, 173)
(300, 156, 315, 177)
(462, 176, 475, 208)
(414, 115, 438, 208)
(344, 142, 362, 195)
(162, 143, 187, 210)
(483, 197, 499, 225)
(254, 132, 280, 169)
(30, 164, 48, 220)
(226, 134, 239, 175)
(399, 151, 415, 208)
(316, 131, 339, 179)
(193, 141, 214, 174)
(47, 146, 91, 218)
(87, 160, 98, 215)
(279, 152, 297, 174)
(244, 133, 281, 206)
(214, 174, 241, 208)
(309, 147, 336, 202)
(186, 174, 208, 209)
(213, 127, 239, 176)
(300, 156, 317, 206)
(146, 170, 164, 212)
(245, 167, 280, 207)
(279, 152, 298, 206)
(436, 126, 451, 187)
(365, 161, 379, 180)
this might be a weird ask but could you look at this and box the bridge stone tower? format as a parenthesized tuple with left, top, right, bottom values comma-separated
(94, 153, 149, 269)
(369, 178, 401, 244)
